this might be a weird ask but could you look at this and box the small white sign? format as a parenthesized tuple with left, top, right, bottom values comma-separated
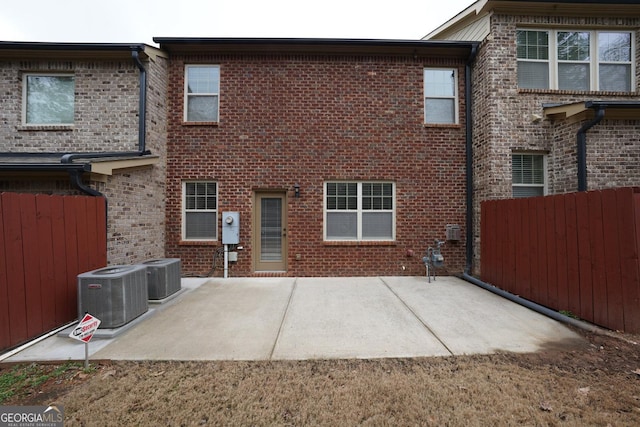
(69, 313, 101, 343)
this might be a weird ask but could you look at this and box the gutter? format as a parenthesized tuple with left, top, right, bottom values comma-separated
(464, 44, 479, 274)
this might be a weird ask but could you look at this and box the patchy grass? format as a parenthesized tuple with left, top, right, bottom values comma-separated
(0, 362, 84, 404)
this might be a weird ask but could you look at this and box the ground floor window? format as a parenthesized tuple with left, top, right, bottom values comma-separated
(182, 181, 217, 240)
(512, 153, 547, 198)
(324, 181, 395, 241)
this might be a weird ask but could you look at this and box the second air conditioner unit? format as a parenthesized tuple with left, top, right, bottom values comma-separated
(141, 258, 182, 300)
(77, 265, 149, 328)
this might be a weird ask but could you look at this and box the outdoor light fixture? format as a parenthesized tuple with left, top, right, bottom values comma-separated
(294, 183, 300, 198)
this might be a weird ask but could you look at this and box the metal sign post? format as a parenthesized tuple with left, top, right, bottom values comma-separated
(68, 313, 101, 369)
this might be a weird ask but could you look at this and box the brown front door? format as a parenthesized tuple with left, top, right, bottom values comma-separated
(254, 192, 287, 272)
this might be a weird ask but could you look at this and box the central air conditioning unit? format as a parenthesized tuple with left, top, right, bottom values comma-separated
(141, 258, 181, 300)
(77, 265, 148, 328)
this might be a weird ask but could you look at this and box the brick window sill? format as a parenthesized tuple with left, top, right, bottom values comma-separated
(179, 240, 218, 246)
(423, 123, 462, 129)
(323, 241, 396, 247)
(18, 125, 74, 131)
(518, 88, 640, 97)
(182, 121, 219, 127)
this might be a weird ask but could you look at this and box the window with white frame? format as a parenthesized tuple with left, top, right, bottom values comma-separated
(517, 29, 633, 92)
(325, 182, 395, 241)
(184, 65, 220, 122)
(512, 153, 546, 198)
(23, 74, 75, 125)
(424, 68, 458, 124)
(183, 181, 217, 240)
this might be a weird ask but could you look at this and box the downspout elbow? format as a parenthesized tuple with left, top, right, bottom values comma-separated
(577, 107, 605, 192)
(68, 169, 103, 197)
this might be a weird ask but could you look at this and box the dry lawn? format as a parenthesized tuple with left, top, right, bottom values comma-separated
(2, 328, 640, 426)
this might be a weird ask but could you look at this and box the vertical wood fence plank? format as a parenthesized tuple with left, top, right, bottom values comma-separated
(4, 193, 28, 346)
(95, 197, 107, 267)
(516, 198, 531, 299)
(480, 201, 487, 281)
(529, 197, 548, 305)
(481, 201, 494, 284)
(554, 195, 569, 312)
(20, 194, 44, 338)
(528, 197, 541, 303)
(588, 191, 608, 328)
(623, 192, 640, 332)
(75, 197, 90, 275)
(35, 195, 57, 331)
(601, 189, 624, 331)
(504, 198, 518, 294)
(564, 193, 581, 316)
(63, 197, 80, 322)
(575, 191, 594, 323)
(495, 201, 507, 287)
(544, 196, 559, 310)
(84, 197, 98, 270)
(0, 194, 11, 350)
(49, 196, 70, 325)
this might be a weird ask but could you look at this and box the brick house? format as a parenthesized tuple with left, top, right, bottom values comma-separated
(0, 42, 168, 264)
(426, 0, 640, 275)
(154, 38, 478, 277)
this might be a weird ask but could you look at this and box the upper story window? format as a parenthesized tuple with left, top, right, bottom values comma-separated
(324, 182, 395, 241)
(182, 181, 218, 241)
(517, 29, 633, 92)
(184, 65, 219, 122)
(512, 153, 547, 198)
(23, 74, 75, 125)
(424, 68, 458, 124)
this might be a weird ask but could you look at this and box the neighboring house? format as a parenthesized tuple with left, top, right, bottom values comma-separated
(426, 0, 640, 275)
(0, 42, 169, 265)
(154, 38, 478, 276)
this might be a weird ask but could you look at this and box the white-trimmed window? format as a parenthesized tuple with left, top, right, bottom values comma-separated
(182, 181, 217, 240)
(324, 182, 395, 241)
(517, 29, 633, 92)
(23, 74, 75, 125)
(512, 153, 547, 198)
(424, 68, 458, 124)
(184, 65, 220, 122)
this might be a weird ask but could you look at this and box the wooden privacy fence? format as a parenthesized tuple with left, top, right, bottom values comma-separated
(481, 187, 640, 333)
(0, 193, 107, 352)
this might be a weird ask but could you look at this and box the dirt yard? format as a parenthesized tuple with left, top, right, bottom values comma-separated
(2, 327, 639, 426)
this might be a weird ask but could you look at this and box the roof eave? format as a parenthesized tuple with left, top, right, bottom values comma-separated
(152, 37, 480, 58)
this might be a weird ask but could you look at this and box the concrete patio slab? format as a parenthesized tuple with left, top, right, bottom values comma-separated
(1, 276, 586, 363)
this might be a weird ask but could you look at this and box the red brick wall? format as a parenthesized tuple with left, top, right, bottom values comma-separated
(165, 53, 468, 277)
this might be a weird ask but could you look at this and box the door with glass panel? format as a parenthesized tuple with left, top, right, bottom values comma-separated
(254, 192, 287, 271)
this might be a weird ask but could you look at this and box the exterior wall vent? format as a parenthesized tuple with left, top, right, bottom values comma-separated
(446, 224, 461, 241)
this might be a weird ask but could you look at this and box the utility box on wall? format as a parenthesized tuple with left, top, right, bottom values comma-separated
(222, 211, 240, 244)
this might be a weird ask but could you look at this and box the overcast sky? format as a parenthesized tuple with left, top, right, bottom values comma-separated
(0, 0, 474, 45)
